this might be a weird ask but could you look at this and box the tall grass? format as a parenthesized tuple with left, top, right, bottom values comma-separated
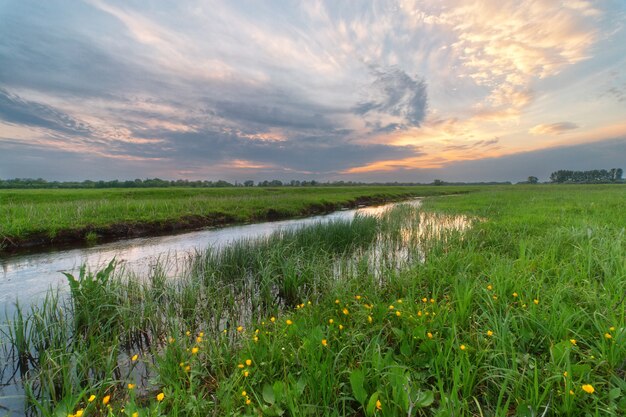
(1, 186, 624, 416)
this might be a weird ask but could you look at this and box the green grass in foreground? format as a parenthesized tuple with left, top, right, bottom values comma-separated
(0, 186, 470, 245)
(1, 184, 625, 416)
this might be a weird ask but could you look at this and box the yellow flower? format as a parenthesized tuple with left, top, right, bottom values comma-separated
(199, 332, 204, 337)
(605, 333, 612, 339)
(75, 410, 84, 417)
(355, 295, 361, 300)
(569, 390, 574, 396)
(322, 339, 327, 346)
(196, 336, 203, 343)
(570, 339, 577, 345)
(533, 299, 539, 305)
(191, 347, 199, 354)
(102, 395, 110, 405)
(241, 390, 247, 397)
(376, 399, 382, 410)
(237, 326, 243, 332)
(246, 398, 251, 405)
(609, 326, 615, 331)
(253, 336, 259, 342)
(329, 319, 334, 324)
(430, 298, 435, 303)
(286, 319, 293, 325)
(417, 311, 422, 317)
(245, 359, 252, 366)
(487, 284, 493, 290)
(395, 311, 401, 317)
(156, 392, 165, 402)
(368, 316, 373, 324)
(339, 324, 344, 330)
(237, 363, 244, 368)
(427, 332, 433, 339)
(512, 292, 518, 298)
(492, 295, 498, 300)
(168, 337, 175, 344)
(244, 371, 250, 377)
(184, 365, 191, 372)
(563, 371, 568, 377)
(487, 330, 494, 337)
(68, 414, 74, 417)
(132, 413, 139, 417)
(128, 383, 136, 390)
(270, 316, 276, 322)
(342, 308, 349, 315)
(88, 395, 96, 403)
(131, 354, 138, 362)
(388, 305, 394, 310)
(581, 384, 594, 394)
(186, 331, 191, 336)
(397, 299, 403, 304)
(335, 299, 340, 304)
(460, 344, 466, 351)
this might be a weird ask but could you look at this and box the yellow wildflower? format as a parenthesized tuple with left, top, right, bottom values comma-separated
(191, 347, 199, 354)
(185, 365, 191, 372)
(199, 332, 204, 337)
(355, 295, 361, 300)
(246, 398, 251, 405)
(335, 299, 340, 304)
(581, 384, 594, 394)
(422, 297, 427, 303)
(246, 359, 252, 366)
(156, 392, 165, 402)
(609, 326, 615, 331)
(376, 399, 382, 410)
(512, 292, 518, 298)
(339, 324, 344, 330)
(397, 299, 403, 304)
(241, 390, 247, 397)
(395, 311, 401, 317)
(329, 319, 334, 324)
(87, 395, 96, 402)
(128, 383, 136, 390)
(253, 336, 259, 342)
(342, 308, 349, 315)
(237, 363, 244, 368)
(322, 339, 328, 346)
(196, 336, 203, 343)
(186, 331, 191, 336)
(237, 326, 243, 332)
(569, 390, 574, 395)
(244, 371, 249, 377)
(75, 410, 84, 417)
(427, 332, 433, 339)
(133, 413, 139, 417)
(168, 337, 175, 344)
(131, 354, 138, 362)
(487, 330, 494, 337)
(388, 305, 394, 310)
(368, 316, 372, 323)
(605, 333, 612, 339)
(563, 371, 568, 377)
(487, 284, 493, 290)
(533, 299, 539, 305)
(286, 319, 293, 325)
(570, 339, 577, 345)
(102, 395, 110, 405)
(460, 344, 466, 351)
(270, 316, 276, 322)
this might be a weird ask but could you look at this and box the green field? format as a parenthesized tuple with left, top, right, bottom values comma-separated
(0, 186, 470, 251)
(2, 184, 625, 416)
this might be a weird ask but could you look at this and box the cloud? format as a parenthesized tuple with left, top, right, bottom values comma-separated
(0, 89, 91, 135)
(530, 122, 580, 135)
(354, 66, 428, 130)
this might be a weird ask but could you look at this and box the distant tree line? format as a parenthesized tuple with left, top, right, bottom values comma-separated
(0, 177, 516, 189)
(549, 168, 623, 183)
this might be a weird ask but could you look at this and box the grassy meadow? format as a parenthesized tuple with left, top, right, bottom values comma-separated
(0, 186, 470, 251)
(1, 184, 625, 416)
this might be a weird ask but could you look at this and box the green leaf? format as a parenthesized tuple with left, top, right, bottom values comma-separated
(366, 391, 381, 417)
(273, 381, 285, 403)
(414, 390, 434, 408)
(350, 369, 367, 406)
(549, 340, 571, 364)
(262, 384, 275, 405)
(609, 387, 621, 400)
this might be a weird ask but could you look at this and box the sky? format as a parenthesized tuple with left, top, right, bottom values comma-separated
(1, 0, 625, 183)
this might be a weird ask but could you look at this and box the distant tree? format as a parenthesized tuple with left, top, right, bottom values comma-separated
(527, 176, 538, 184)
(432, 179, 444, 186)
(243, 180, 254, 187)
